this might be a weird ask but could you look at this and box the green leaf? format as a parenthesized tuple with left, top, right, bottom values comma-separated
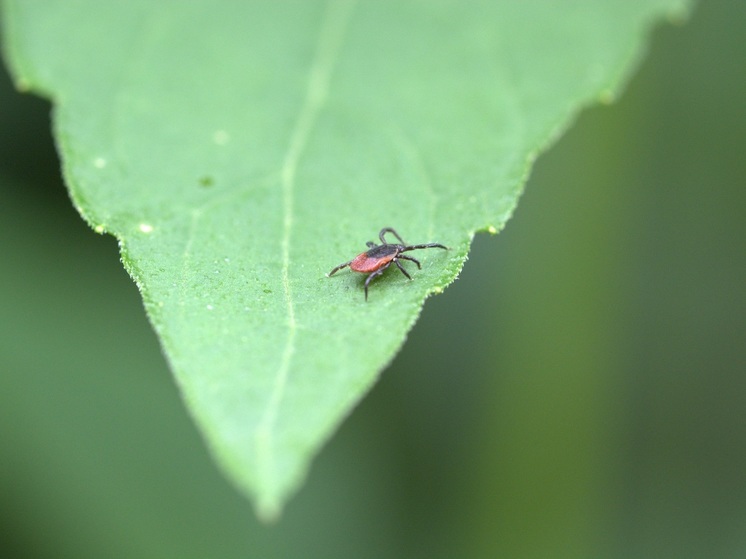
(1, 0, 691, 518)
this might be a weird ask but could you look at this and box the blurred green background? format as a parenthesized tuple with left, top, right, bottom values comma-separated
(1, 1, 744, 557)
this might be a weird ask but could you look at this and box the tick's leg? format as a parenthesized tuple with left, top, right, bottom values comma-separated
(394, 258, 413, 280)
(328, 261, 352, 276)
(364, 262, 391, 300)
(366, 241, 377, 248)
(402, 243, 448, 251)
(379, 227, 406, 245)
(398, 255, 421, 269)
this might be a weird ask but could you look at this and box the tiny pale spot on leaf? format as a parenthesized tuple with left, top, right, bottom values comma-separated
(212, 130, 230, 145)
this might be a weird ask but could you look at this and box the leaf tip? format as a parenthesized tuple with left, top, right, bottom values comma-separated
(256, 496, 283, 524)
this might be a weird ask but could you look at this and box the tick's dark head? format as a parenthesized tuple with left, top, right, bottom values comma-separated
(365, 244, 401, 259)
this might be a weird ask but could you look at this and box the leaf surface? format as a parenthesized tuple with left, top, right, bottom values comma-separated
(2, 0, 690, 517)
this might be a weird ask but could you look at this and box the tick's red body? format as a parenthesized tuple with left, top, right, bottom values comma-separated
(328, 227, 448, 300)
(349, 244, 400, 273)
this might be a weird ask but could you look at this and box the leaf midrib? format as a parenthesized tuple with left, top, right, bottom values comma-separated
(252, 0, 357, 516)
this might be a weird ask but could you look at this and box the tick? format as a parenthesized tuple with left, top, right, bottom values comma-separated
(328, 227, 448, 300)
